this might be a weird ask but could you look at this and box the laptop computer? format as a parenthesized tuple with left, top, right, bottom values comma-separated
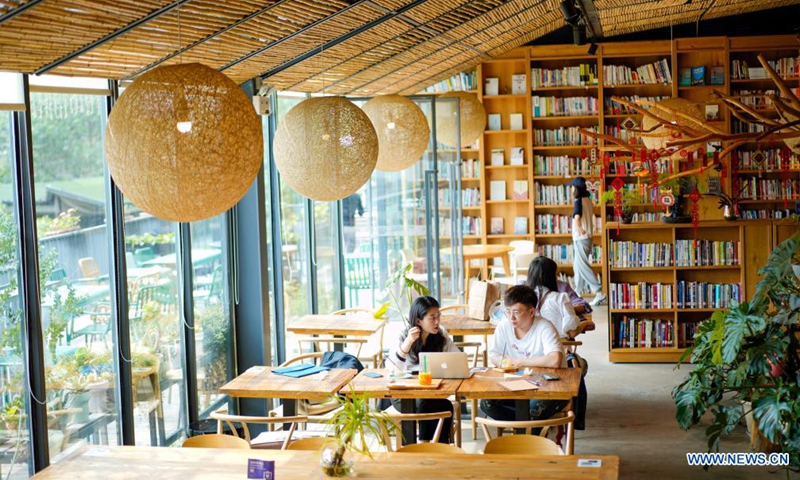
(418, 352, 471, 379)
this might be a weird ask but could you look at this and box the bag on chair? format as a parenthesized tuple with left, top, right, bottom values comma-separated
(468, 278, 501, 320)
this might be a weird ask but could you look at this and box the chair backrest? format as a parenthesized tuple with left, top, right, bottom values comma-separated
(210, 408, 308, 449)
(439, 304, 468, 315)
(78, 257, 101, 278)
(484, 434, 561, 455)
(332, 308, 372, 316)
(508, 241, 537, 278)
(384, 410, 452, 451)
(396, 443, 466, 454)
(48, 268, 68, 284)
(279, 352, 324, 367)
(287, 436, 337, 451)
(133, 247, 156, 266)
(344, 257, 372, 289)
(182, 433, 251, 449)
(476, 410, 575, 455)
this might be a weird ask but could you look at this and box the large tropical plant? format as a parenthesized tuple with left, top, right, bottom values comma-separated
(673, 230, 800, 470)
(375, 263, 429, 322)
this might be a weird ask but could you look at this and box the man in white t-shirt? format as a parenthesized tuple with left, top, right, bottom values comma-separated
(481, 285, 569, 424)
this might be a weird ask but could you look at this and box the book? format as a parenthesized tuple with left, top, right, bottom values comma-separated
(512, 180, 529, 200)
(510, 147, 524, 166)
(490, 217, 504, 234)
(707, 176, 721, 196)
(710, 66, 724, 85)
(514, 216, 528, 235)
(691, 66, 706, 86)
(705, 104, 720, 121)
(490, 148, 505, 166)
(490, 180, 506, 201)
(512, 74, 526, 95)
(510, 113, 523, 131)
(484, 77, 499, 96)
(678, 68, 691, 87)
(488, 113, 502, 131)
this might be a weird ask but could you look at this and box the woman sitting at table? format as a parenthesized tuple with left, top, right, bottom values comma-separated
(390, 296, 460, 444)
(525, 256, 594, 339)
(481, 285, 568, 424)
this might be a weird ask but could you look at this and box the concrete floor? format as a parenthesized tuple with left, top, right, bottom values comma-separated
(458, 305, 798, 479)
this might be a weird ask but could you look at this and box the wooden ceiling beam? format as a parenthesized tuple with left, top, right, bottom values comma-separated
(0, 0, 47, 27)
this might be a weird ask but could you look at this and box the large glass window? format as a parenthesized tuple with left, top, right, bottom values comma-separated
(0, 111, 31, 478)
(29, 92, 121, 460)
(314, 201, 339, 314)
(191, 215, 230, 416)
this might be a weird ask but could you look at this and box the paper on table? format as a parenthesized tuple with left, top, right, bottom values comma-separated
(498, 380, 539, 391)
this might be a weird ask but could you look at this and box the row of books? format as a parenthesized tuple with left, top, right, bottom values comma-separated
(734, 89, 778, 110)
(676, 281, 741, 309)
(489, 216, 528, 235)
(461, 188, 480, 207)
(604, 95, 668, 115)
(532, 96, 599, 117)
(534, 183, 571, 206)
(461, 159, 480, 178)
(610, 282, 674, 309)
(533, 127, 598, 146)
(490, 147, 525, 166)
(739, 208, 797, 219)
(537, 244, 602, 266)
(422, 72, 477, 92)
(614, 316, 675, 348)
(732, 121, 767, 134)
(737, 149, 800, 170)
(534, 155, 599, 176)
(609, 241, 673, 268)
(679, 322, 698, 348)
(674, 239, 740, 267)
(609, 159, 674, 175)
(604, 125, 641, 145)
(534, 214, 602, 235)
(530, 64, 598, 89)
(603, 59, 672, 86)
(461, 216, 481, 236)
(489, 180, 529, 201)
(739, 178, 800, 200)
(678, 66, 724, 87)
(607, 212, 666, 223)
(731, 56, 799, 80)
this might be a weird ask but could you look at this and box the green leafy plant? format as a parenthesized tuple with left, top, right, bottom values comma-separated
(377, 263, 430, 322)
(125, 233, 175, 248)
(672, 231, 800, 471)
(323, 389, 396, 477)
(600, 188, 643, 215)
(36, 208, 80, 237)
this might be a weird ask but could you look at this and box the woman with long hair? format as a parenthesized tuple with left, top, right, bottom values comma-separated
(568, 176, 606, 306)
(525, 256, 593, 339)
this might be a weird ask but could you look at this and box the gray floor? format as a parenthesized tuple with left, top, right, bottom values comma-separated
(457, 305, 798, 479)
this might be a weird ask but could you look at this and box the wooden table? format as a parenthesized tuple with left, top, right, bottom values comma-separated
(32, 446, 620, 479)
(341, 369, 461, 446)
(287, 314, 387, 353)
(458, 368, 581, 425)
(441, 244, 514, 300)
(440, 314, 496, 366)
(218, 366, 357, 419)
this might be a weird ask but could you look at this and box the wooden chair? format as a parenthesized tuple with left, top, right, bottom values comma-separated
(483, 434, 562, 455)
(334, 308, 385, 368)
(287, 436, 338, 451)
(210, 407, 309, 449)
(475, 410, 575, 455)
(182, 433, 251, 449)
(278, 353, 341, 420)
(439, 304, 483, 442)
(78, 257, 106, 284)
(296, 309, 384, 368)
(383, 409, 453, 451)
(396, 443, 467, 454)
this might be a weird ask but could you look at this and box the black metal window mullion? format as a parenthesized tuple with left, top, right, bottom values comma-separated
(177, 223, 199, 434)
(103, 80, 135, 446)
(306, 197, 318, 314)
(333, 200, 345, 311)
(12, 74, 49, 475)
(267, 91, 286, 366)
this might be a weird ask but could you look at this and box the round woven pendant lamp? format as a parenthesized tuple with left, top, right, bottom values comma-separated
(434, 92, 486, 148)
(640, 98, 703, 160)
(273, 96, 378, 201)
(105, 63, 263, 222)
(362, 95, 429, 172)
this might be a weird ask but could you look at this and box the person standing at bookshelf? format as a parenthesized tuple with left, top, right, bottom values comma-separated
(568, 177, 606, 306)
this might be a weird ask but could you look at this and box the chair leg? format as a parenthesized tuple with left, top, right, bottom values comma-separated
(471, 399, 478, 440)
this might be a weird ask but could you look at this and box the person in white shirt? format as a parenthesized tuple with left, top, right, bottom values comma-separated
(526, 256, 592, 339)
(389, 296, 459, 443)
(481, 285, 569, 423)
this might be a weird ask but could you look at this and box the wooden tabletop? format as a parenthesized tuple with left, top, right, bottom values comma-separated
(440, 315, 496, 335)
(341, 369, 461, 399)
(457, 368, 581, 401)
(32, 446, 620, 479)
(218, 367, 356, 400)
(287, 314, 387, 336)
(441, 244, 514, 259)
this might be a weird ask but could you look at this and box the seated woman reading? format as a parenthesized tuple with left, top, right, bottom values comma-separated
(389, 296, 460, 443)
(481, 285, 568, 423)
(526, 256, 594, 339)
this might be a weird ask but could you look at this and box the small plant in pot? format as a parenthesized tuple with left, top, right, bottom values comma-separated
(600, 189, 641, 224)
(321, 390, 396, 477)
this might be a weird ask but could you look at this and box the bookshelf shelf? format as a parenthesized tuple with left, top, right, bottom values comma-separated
(677, 85, 723, 90)
(487, 234, 530, 239)
(530, 115, 599, 121)
(486, 200, 529, 204)
(603, 83, 672, 89)
(485, 129, 527, 134)
(534, 233, 601, 238)
(673, 265, 740, 270)
(531, 86, 599, 92)
(533, 175, 600, 179)
(483, 94, 527, 99)
(604, 114, 643, 119)
(532, 145, 596, 150)
(461, 177, 480, 182)
(610, 308, 674, 313)
(609, 267, 674, 271)
(485, 165, 528, 170)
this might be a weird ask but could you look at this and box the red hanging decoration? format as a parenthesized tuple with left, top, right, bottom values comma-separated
(689, 188, 702, 249)
(602, 152, 611, 177)
(720, 161, 727, 190)
(649, 158, 660, 207)
(611, 177, 625, 235)
(731, 151, 740, 198)
(590, 147, 598, 175)
(780, 146, 791, 207)
(580, 147, 587, 160)
(698, 148, 705, 173)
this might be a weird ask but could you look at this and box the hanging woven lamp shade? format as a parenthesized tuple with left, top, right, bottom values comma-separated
(105, 63, 263, 222)
(273, 96, 378, 201)
(640, 98, 703, 160)
(434, 92, 486, 148)
(361, 95, 429, 172)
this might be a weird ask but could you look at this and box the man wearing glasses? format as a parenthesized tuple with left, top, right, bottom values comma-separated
(481, 285, 568, 424)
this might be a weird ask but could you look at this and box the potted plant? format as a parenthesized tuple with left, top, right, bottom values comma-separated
(321, 390, 396, 477)
(600, 189, 642, 224)
(672, 231, 800, 470)
(377, 263, 430, 322)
